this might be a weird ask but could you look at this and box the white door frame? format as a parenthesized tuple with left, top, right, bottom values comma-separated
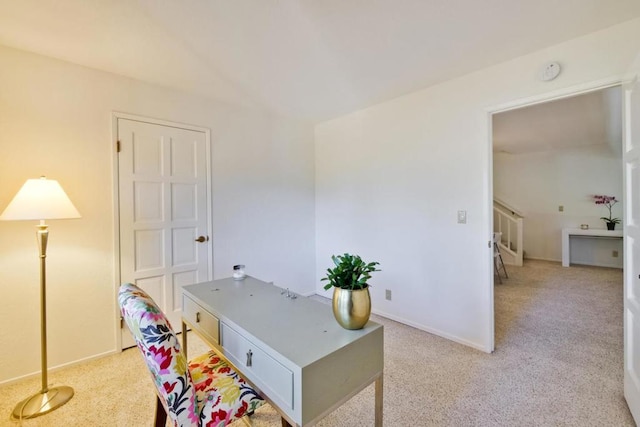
(111, 112, 213, 351)
(484, 76, 623, 352)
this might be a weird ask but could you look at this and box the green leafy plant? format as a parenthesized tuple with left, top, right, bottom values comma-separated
(322, 253, 380, 291)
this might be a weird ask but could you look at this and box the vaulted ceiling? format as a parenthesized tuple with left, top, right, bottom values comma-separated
(493, 86, 622, 155)
(0, 1, 639, 122)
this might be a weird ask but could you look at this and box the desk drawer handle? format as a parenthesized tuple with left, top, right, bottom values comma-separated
(246, 349, 253, 367)
(195, 312, 201, 323)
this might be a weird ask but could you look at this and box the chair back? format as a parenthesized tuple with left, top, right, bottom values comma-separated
(493, 232, 502, 255)
(118, 283, 200, 426)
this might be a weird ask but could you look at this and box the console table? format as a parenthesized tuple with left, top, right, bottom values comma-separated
(182, 277, 384, 426)
(561, 228, 623, 267)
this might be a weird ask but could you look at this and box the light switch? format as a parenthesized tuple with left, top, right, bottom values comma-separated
(457, 210, 467, 224)
(558, 205, 564, 212)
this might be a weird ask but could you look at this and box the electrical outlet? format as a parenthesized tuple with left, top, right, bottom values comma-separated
(613, 250, 619, 258)
(385, 289, 392, 301)
(558, 205, 564, 212)
(457, 210, 467, 224)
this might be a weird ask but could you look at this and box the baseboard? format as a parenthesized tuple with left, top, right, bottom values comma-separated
(525, 256, 622, 269)
(0, 349, 119, 387)
(370, 308, 491, 353)
(312, 292, 492, 353)
(569, 262, 623, 269)
(309, 292, 491, 353)
(524, 256, 559, 263)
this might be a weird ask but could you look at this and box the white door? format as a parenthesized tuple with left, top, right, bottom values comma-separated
(117, 117, 211, 348)
(624, 69, 640, 423)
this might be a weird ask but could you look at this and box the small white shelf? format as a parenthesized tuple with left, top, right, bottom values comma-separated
(562, 228, 623, 267)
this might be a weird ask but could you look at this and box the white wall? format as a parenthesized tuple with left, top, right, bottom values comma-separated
(0, 45, 316, 383)
(315, 19, 640, 351)
(494, 145, 623, 267)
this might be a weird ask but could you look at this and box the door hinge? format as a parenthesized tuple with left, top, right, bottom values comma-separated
(488, 240, 492, 248)
(116, 140, 121, 153)
(120, 316, 124, 329)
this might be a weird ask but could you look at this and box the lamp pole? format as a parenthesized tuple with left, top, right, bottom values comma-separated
(37, 222, 49, 395)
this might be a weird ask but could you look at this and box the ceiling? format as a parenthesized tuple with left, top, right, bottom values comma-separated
(0, 1, 639, 122)
(493, 86, 622, 154)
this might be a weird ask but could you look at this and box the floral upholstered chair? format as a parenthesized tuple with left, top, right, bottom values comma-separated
(118, 283, 264, 427)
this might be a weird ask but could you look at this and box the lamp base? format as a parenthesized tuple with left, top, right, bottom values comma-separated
(11, 386, 74, 420)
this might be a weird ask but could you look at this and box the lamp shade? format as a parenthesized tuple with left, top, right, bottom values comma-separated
(0, 177, 81, 221)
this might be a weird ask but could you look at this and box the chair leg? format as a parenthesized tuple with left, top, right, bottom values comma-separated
(154, 396, 167, 427)
(494, 257, 502, 284)
(499, 254, 509, 278)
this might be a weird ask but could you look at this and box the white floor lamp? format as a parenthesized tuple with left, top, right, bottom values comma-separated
(0, 177, 81, 419)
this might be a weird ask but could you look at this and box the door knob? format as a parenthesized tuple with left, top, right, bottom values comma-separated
(195, 236, 209, 242)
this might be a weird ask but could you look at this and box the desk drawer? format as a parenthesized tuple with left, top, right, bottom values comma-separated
(221, 322, 293, 409)
(183, 296, 219, 346)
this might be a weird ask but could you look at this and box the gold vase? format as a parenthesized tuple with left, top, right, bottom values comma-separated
(332, 287, 371, 330)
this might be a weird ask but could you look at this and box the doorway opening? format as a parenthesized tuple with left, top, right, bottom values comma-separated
(492, 85, 623, 271)
(485, 81, 624, 353)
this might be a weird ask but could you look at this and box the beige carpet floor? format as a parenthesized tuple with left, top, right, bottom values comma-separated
(0, 260, 633, 426)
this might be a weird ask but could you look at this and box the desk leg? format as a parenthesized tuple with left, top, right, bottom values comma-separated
(562, 230, 570, 267)
(182, 321, 188, 359)
(375, 375, 383, 427)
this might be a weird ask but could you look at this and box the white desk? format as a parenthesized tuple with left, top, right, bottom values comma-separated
(182, 277, 384, 427)
(562, 228, 623, 267)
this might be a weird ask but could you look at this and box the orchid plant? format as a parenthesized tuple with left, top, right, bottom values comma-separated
(593, 195, 620, 228)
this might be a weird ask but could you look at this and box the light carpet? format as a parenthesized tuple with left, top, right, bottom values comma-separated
(0, 260, 633, 426)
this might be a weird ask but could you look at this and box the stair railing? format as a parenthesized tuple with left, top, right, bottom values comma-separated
(493, 204, 523, 266)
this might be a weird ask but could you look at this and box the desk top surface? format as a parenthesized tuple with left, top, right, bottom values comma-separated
(562, 227, 623, 237)
(183, 277, 382, 367)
